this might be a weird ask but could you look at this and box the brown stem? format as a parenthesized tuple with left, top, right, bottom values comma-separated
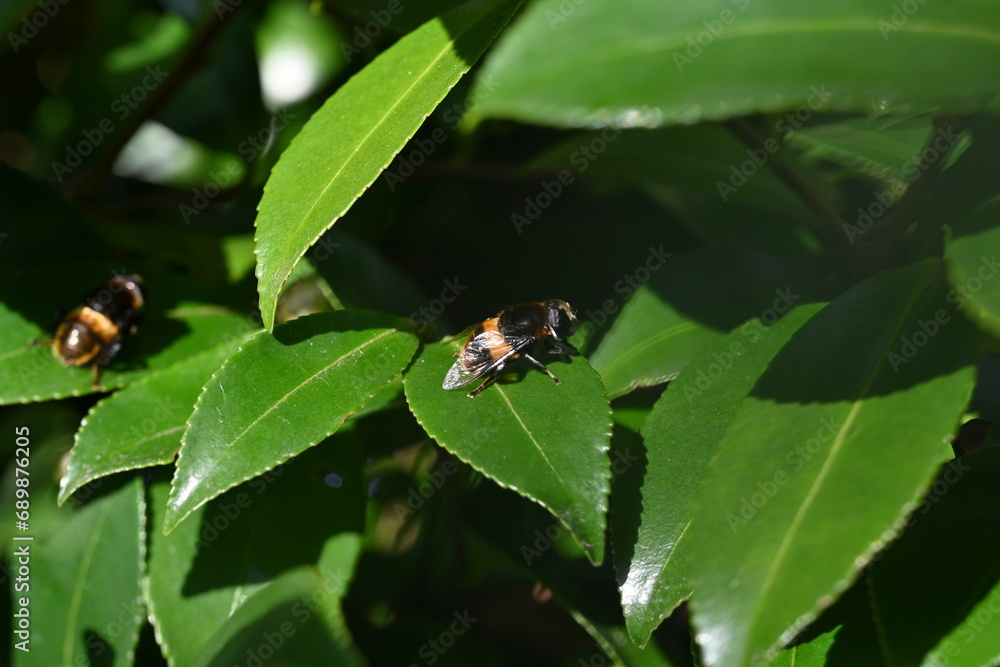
(725, 118, 855, 268)
(74, 6, 239, 203)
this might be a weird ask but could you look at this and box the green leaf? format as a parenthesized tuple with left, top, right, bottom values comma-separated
(868, 446, 1000, 667)
(767, 581, 884, 666)
(619, 303, 825, 646)
(404, 337, 612, 563)
(17, 477, 144, 667)
(467, 0, 1000, 129)
(589, 251, 804, 399)
(945, 195, 1000, 338)
(787, 116, 934, 185)
(778, 580, 887, 666)
(146, 435, 365, 666)
(164, 310, 418, 532)
(589, 284, 725, 399)
(254, 0, 523, 330)
(532, 125, 819, 261)
(0, 265, 255, 404)
(689, 261, 978, 667)
(58, 338, 248, 504)
(191, 568, 364, 667)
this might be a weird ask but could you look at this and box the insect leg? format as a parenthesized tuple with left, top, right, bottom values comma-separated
(467, 375, 496, 398)
(522, 353, 562, 385)
(547, 340, 579, 359)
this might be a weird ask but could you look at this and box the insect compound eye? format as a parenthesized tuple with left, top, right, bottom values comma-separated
(546, 301, 578, 339)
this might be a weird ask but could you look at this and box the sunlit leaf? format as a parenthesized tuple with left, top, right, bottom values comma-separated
(254, 0, 523, 329)
(467, 0, 1000, 128)
(404, 337, 612, 562)
(164, 310, 417, 532)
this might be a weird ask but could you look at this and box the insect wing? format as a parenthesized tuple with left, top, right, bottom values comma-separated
(443, 329, 506, 389)
(442, 329, 534, 390)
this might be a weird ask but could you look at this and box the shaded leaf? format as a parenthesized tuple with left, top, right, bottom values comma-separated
(768, 582, 884, 666)
(191, 568, 364, 667)
(404, 337, 612, 562)
(689, 260, 978, 667)
(16, 477, 144, 667)
(254, 0, 523, 329)
(868, 446, 1000, 667)
(787, 116, 934, 185)
(619, 303, 825, 646)
(532, 125, 820, 262)
(945, 195, 1000, 338)
(0, 164, 112, 285)
(59, 338, 249, 503)
(307, 230, 428, 319)
(164, 310, 417, 532)
(590, 251, 809, 399)
(146, 435, 365, 666)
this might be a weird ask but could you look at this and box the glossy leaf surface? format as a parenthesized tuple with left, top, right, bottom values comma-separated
(254, 0, 522, 329)
(404, 338, 612, 562)
(164, 310, 417, 532)
(468, 0, 1000, 128)
(690, 261, 978, 666)
(620, 303, 825, 645)
(59, 339, 247, 503)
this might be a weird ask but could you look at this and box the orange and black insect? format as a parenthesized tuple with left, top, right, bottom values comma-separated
(49, 274, 145, 388)
(443, 299, 579, 398)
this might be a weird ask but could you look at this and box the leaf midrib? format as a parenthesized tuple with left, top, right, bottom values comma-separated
(495, 384, 562, 484)
(225, 329, 398, 448)
(747, 268, 936, 657)
(290, 15, 484, 254)
(598, 320, 707, 376)
(62, 501, 113, 663)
